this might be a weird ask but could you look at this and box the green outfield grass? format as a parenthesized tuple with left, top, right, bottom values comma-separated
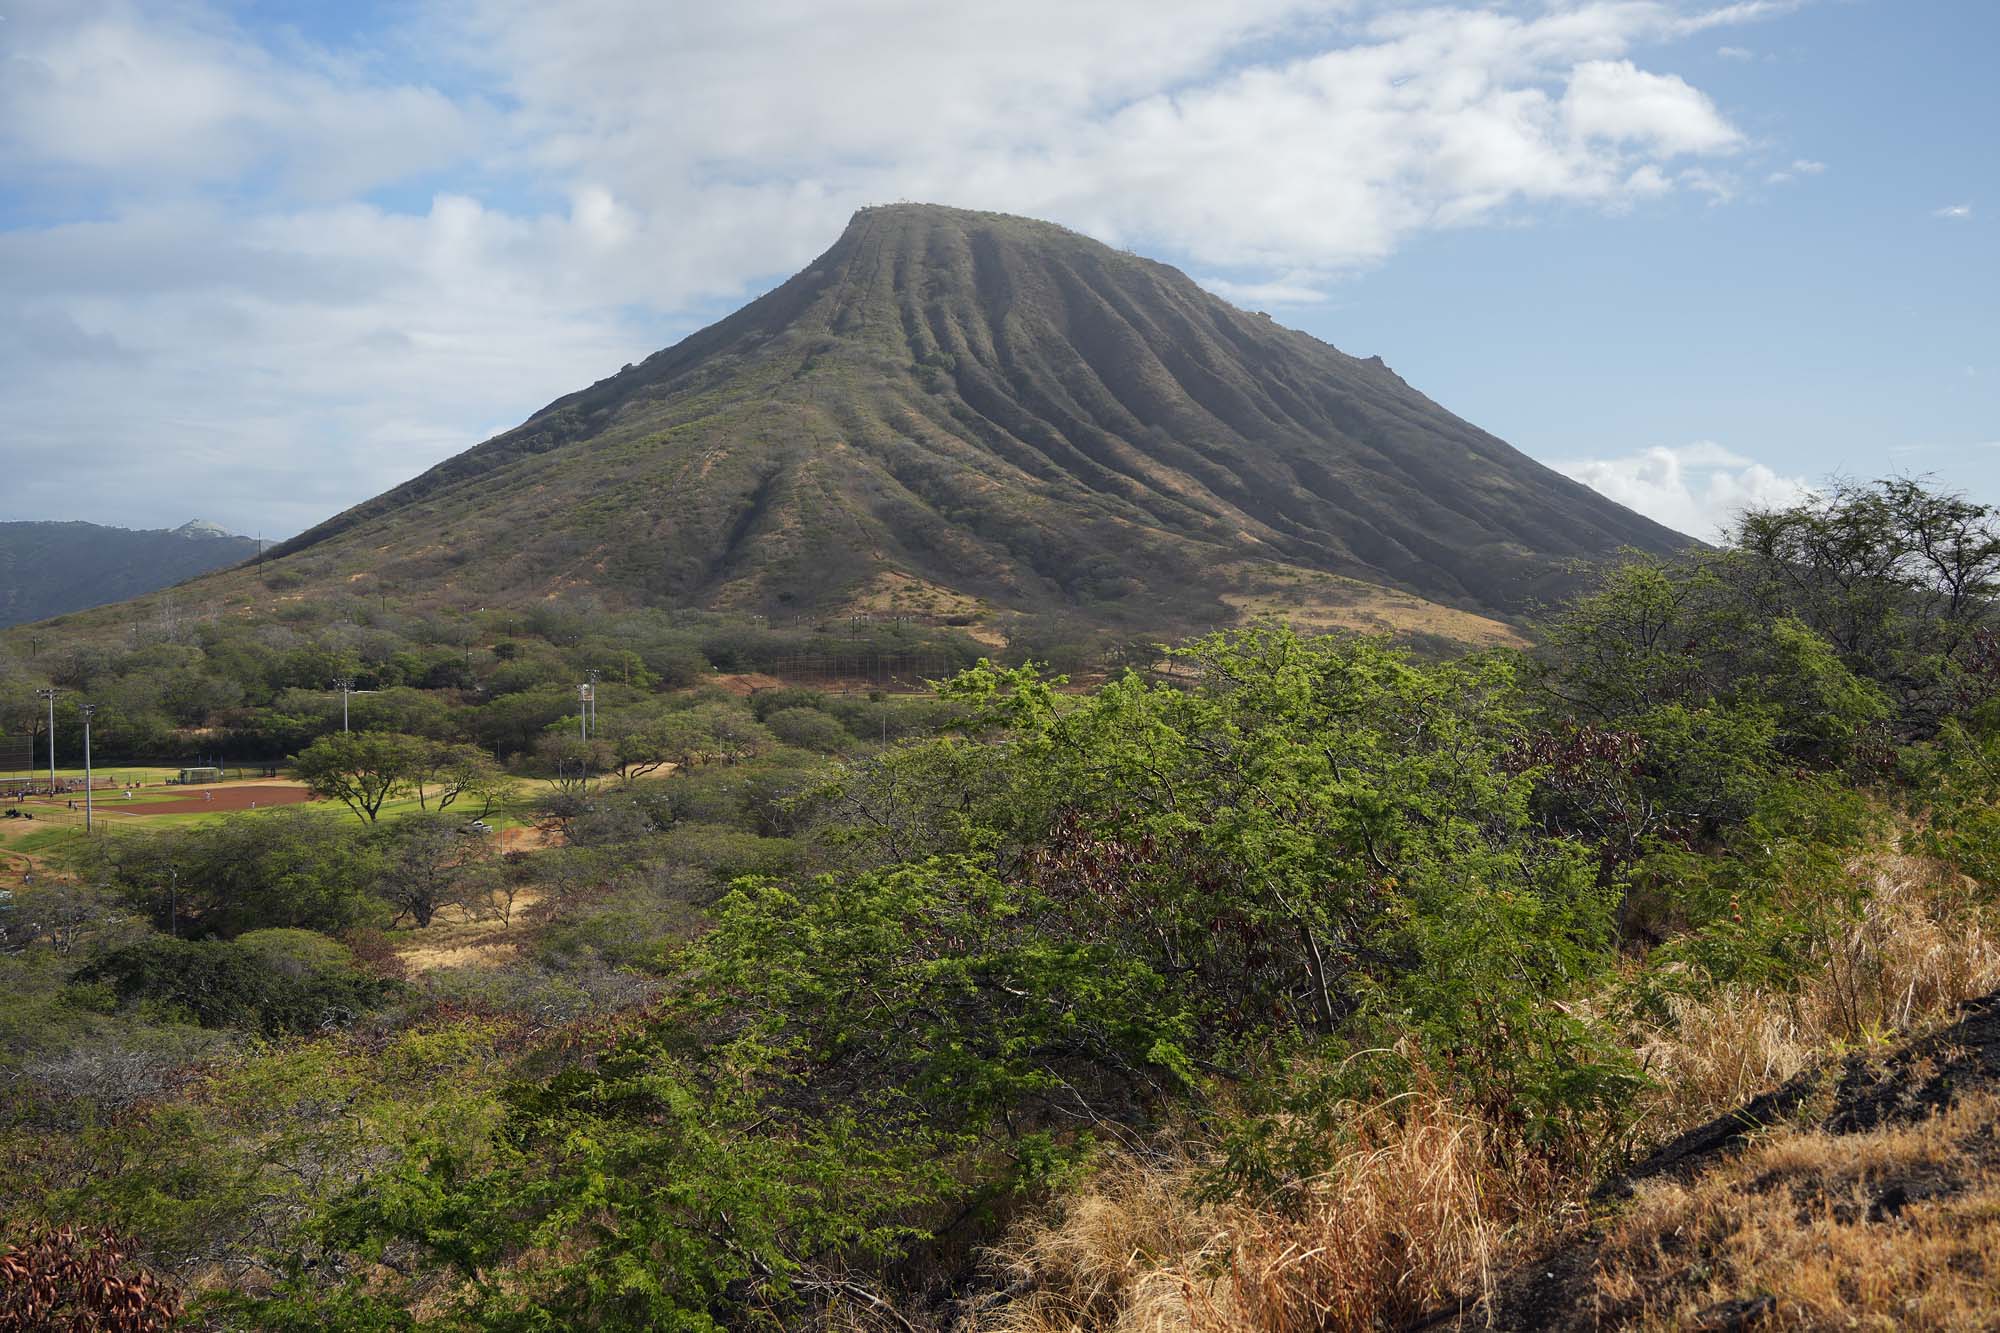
(0, 764, 188, 786)
(1, 770, 560, 845)
(79, 788, 538, 833)
(0, 816, 87, 856)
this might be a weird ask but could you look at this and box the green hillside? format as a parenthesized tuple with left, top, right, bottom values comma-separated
(0, 520, 261, 629)
(27, 205, 1683, 649)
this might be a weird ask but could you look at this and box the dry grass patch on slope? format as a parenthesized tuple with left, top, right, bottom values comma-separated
(972, 848, 2000, 1333)
(1596, 1089, 2000, 1330)
(1628, 848, 2000, 1143)
(977, 1081, 1574, 1333)
(1218, 564, 1530, 651)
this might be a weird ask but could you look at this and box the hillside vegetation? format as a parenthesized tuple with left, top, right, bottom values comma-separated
(0, 520, 260, 629)
(12, 206, 1682, 652)
(6, 479, 2000, 1330)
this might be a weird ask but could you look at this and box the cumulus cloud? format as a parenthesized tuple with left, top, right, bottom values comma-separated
(1562, 60, 1740, 154)
(0, 0, 1793, 532)
(1555, 441, 1814, 540)
(0, 2, 482, 198)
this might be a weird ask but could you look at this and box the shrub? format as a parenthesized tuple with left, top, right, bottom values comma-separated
(762, 705, 853, 753)
(71, 937, 394, 1037)
(77, 810, 385, 938)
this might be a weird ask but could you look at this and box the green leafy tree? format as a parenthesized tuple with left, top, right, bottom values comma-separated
(761, 706, 851, 753)
(1548, 479, 2000, 747)
(78, 804, 384, 928)
(371, 815, 495, 928)
(533, 732, 613, 794)
(605, 710, 702, 782)
(406, 739, 504, 815)
(293, 731, 416, 822)
(74, 809, 385, 937)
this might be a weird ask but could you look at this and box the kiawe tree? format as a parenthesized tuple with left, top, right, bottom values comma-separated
(604, 703, 767, 781)
(293, 731, 415, 822)
(407, 739, 504, 815)
(1727, 477, 2000, 730)
(605, 711, 695, 782)
(373, 814, 494, 928)
(533, 731, 613, 794)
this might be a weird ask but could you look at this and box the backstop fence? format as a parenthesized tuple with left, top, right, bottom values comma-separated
(764, 651, 963, 692)
(0, 734, 34, 780)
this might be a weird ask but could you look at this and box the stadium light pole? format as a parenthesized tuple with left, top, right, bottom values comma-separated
(333, 676, 354, 733)
(80, 703, 96, 833)
(35, 687, 57, 794)
(587, 670, 600, 735)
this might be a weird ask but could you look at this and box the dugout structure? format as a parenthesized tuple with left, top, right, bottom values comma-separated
(177, 766, 224, 785)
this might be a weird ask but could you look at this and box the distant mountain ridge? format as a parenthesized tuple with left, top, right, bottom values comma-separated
(24, 205, 1688, 641)
(0, 519, 261, 628)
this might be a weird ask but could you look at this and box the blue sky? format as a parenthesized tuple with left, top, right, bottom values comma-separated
(1, 0, 1993, 541)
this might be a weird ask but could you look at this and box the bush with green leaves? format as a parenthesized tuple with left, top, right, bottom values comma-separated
(245, 629, 1647, 1327)
(75, 809, 385, 938)
(760, 705, 852, 753)
(70, 936, 395, 1037)
(1538, 478, 1998, 754)
(21, 481, 1993, 1329)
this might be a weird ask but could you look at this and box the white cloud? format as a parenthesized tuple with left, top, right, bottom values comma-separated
(1198, 274, 1333, 307)
(1934, 203, 1975, 220)
(1717, 45, 1754, 59)
(1766, 156, 1825, 183)
(0, 2, 483, 198)
(1563, 60, 1740, 154)
(1555, 442, 1813, 540)
(1672, 1, 1805, 35)
(0, 0, 1789, 533)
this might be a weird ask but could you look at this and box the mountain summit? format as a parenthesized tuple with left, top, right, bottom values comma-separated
(258, 204, 1680, 633)
(0, 519, 262, 628)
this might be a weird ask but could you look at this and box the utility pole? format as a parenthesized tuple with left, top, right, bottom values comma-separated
(80, 703, 95, 833)
(586, 671, 599, 735)
(35, 687, 56, 794)
(333, 677, 354, 733)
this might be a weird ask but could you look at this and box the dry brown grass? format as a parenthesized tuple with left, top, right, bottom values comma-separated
(394, 887, 541, 974)
(974, 847, 2000, 1332)
(1596, 1089, 2000, 1329)
(976, 1148, 1226, 1333)
(1628, 849, 2000, 1141)
(978, 1080, 1572, 1333)
(1216, 563, 1530, 650)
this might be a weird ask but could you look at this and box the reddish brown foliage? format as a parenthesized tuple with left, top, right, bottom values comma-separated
(339, 925, 409, 980)
(0, 1225, 181, 1332)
